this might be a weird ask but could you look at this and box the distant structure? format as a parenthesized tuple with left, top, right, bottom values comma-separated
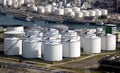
(93, 0, 120, 12)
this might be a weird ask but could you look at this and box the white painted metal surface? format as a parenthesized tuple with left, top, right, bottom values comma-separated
(75, 11, 83, 18)
(7, 26, 24, 32)
(43, 42, 62, 61)
(89, 10, 95, 17)
(84, 36, 101, 53)
(4, 37, 22, 55)
(62, 39, 80, 57)
(101, 34, 116, 51)
(23, 39, 42, 58)
(37, 6, 45, 13)
(101, 9, 108, 15)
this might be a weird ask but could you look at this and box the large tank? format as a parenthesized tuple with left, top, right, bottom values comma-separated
(26, 30, 43, 37)
(43, 41, 62, 61)
(75, 11, 83, 18)
(82, 10, 89, 17)
(72, 7, 80, 12)
(51, 7, 57, 14)
(37, 6, 45, 13)
(89, 10, 95, 17)
(45, 5, 52, 13)
(18, 0, 24, 5)
(64, 8, 72, 15)
(55, 9, 64, 15)
(4, 37, 22, 55)
(84, 36, 101, 53)
(67, 11, 75, 18)
(6, 0, 12, 6)
(2, 0, 7, 6)
(101, 34, 116, 51)
(4, 31, 25, 38)
(12, 0, 18, 8)
(6, 26, 24, 32)
(31, 6, 37, 12)
(94, 9, 102, 16)
(62, 38, 80, 58)
(23, 39, 42, 58)
(101, 9, 108, 15)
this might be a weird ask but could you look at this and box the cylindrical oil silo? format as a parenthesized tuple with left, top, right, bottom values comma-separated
(51, 6, 57, 14)
(23, 39, 42, 58)
(67, 11, 75, 18)
(2, 0, 7, 6)
(101, 34, 116, 51)
(4, 31, 25, 38)
(84, 36, 101, 53)
(72, 7, 80, 12)
(12, 0, 18, 8)
(64, 8, 72, 15)
(81, 10, 89, 17)
(6, 26, 24, 32)
(89, 10, 95, 17)
(6, 0, 12, 7)
(18, 0, 24, 5)
(52, 2, 56, 6)
(55, 8, 64, 15)
(44, 5, 52, 13)
(101, 9, 108, 15)
(43, 41, 62, 61)
(94, 9, 102, 16)
(31, 6, 38, 12)
(75, 11, 83, 18)
(37, 6, 45, 13)
(62, 38, 80, 58)
(26, 30, 43, 37)
(4, 37, 22, 55)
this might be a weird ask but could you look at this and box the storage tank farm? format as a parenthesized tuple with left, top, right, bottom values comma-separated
(4, 26, 25, 55)
(62, 30, 81, 58)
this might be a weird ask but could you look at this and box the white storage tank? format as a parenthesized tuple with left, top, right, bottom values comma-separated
(4, 37, 22, 55)
(51, 7, 57, 13)
(72, 7, 80, 12)
(2, 0, 7, 6)
(45, 5, 52, 13)
(101, 9, 108, 15)
(101, 34, 116, 51)
(52, 2, 56, 6)
(23, 39, 42, 58)
(94, 9, 102, 16)
(31, 6, 37, 12)
(26, 30, 43, 37)
(82, 10, 89, 17)
(84, 36, 101, 53)
(12, 0, 18, 8)
(6, 26, 24, 32)
(43, 41, 62, 61)
(62, 38, 80, 58)
(18, 0, 24, 5)
(89, 10, 95, 17)
(37, 6, 45, 13)
(75, 11, 83, 18)
(6, 0, 12, 6)
(64, 8, 72, 15)
(55, 9, 64, 15)
(67, 11, 75, 18)
(4, 31, 25, 38)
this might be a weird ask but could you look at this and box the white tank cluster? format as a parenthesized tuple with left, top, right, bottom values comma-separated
(2, 0, 25, 8)
(101, 34, 116, 51)
(62, 30, 81, 58)
(3, 26, 117, 61)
